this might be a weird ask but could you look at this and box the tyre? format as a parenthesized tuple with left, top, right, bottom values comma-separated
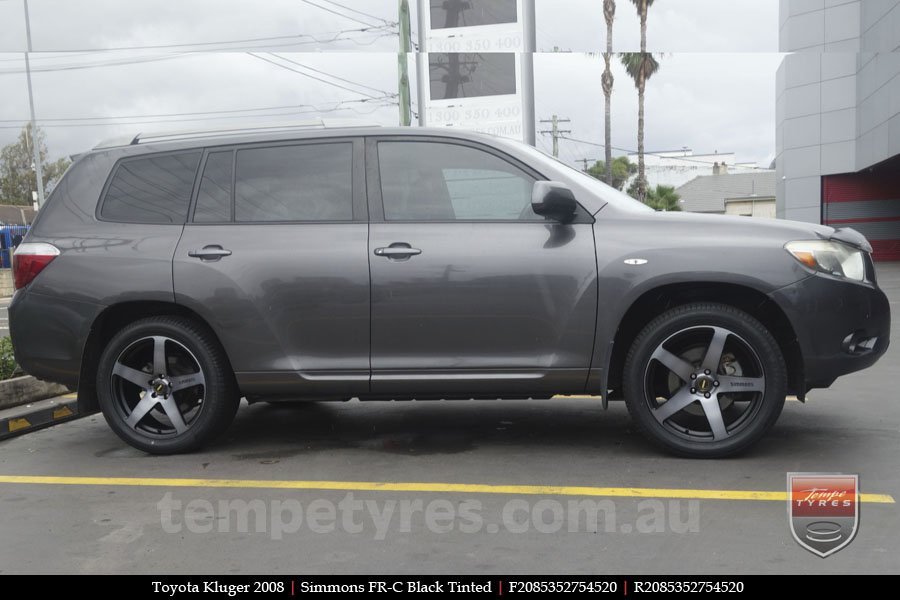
(97, 316, 240, 454)
(623, 303, 786, 458)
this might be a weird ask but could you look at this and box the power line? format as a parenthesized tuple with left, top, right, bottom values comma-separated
(0, 53, 193, 75)
(246, 52, 395, 100)
(0, 36, 397, 77)
(559, 135, 764, 170)
(0, 98, 391, 124)
(0, 98, 398, 130)
(0, 27, 395, 59)
(270, 53, 392, 96)
(0, 51, 118, 62)
(300, 0, 388, 28)
(317, 0, 396, 27)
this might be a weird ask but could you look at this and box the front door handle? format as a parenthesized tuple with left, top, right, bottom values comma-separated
(188, 245, 232, 261)
(374, 243, 422, 259)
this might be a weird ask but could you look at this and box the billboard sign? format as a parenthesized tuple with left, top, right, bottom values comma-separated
(418, 0, 534, 143)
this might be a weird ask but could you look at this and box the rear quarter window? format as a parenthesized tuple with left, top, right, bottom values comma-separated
(100, 151, 201, 223)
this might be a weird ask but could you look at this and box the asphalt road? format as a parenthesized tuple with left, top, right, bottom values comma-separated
(1, 266, 899, 575)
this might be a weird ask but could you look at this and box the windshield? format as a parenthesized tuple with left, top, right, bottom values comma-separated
(514, 143, 654, 213)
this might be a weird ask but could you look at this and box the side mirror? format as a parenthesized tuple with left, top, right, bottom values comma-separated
(532, 181, 577, 223)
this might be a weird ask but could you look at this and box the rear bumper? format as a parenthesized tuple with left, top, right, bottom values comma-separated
(769, 274, 890, 390)
(8, 290, 102, 389)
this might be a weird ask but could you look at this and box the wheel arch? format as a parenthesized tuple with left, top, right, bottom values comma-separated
(605, 282, 803, 400)
(78, 300, 233, 414)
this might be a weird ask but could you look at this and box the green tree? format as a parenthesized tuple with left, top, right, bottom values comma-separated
(0, 336, 20, 380)
(644, 184, 681, 211)
(587, 156, 636, 191)
(602, 0, 616, 186)
(621, 0, 658, 202)
(0, 124, 71, 205)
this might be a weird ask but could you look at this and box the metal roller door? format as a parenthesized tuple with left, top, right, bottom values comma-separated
(823, 169, 900, 261)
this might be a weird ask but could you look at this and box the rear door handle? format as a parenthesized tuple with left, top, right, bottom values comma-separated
(188, 245, 232, 261)
(374, 243, 422, 259)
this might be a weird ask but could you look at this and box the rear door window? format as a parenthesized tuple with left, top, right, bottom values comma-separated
(234, 143, 353, 222)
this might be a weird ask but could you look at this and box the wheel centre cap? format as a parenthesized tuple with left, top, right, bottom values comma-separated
(151, 377, 171, 398)
(695, 375, 715, 394)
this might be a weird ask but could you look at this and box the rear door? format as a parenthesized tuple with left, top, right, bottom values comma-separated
(173, 137, 370, 397)
(366, 137, 598, 397)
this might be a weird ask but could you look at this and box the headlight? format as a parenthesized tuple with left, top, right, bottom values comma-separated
(785, 240, 867, 282)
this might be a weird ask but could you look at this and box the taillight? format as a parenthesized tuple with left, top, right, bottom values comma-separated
(13, 242, 60, 290)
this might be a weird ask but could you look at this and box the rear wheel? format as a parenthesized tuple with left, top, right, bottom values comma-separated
(97, 316, 239, 454)
(623, 303, 786, 457)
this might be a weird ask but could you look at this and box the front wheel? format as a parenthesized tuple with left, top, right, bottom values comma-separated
(97, 316, 240, 454)
(623, 303, 786, 458)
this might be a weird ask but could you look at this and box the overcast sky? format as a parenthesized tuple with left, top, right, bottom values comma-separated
(0, 0, 782, 168)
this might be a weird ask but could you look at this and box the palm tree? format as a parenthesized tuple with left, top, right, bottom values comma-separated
(602, 0, 616, 186)
(631, 0, 655, 54)
(620, 51, 659, 202)
(623, 0, 657, 202)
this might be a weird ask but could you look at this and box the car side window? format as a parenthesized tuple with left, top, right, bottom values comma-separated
(101, 151, 201, 224)
(377, 141, 540, 221)
(194, 151, 233, 223)
(234, 143, 352, 222)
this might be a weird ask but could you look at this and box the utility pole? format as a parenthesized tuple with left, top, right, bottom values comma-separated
(398, 0, 412, 126)
(416, 0, 427, 126)
(539, 115, 571, 158)
(578, 158, 598, 172)
(24, 0, 45, 208)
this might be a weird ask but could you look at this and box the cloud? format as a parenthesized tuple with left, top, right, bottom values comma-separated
(0, 0, 781, 168)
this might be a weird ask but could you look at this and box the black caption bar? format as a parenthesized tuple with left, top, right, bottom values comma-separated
(4, 575, 895, 597)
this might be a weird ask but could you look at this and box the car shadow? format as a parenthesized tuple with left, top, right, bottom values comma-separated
(218, 398, 647, 460)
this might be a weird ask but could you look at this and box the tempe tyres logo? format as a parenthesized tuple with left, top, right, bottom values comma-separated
(788, 473, 859, 557)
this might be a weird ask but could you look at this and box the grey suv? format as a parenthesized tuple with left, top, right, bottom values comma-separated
(9, 125, 890, 457)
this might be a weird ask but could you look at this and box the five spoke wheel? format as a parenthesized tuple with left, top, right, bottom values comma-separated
(97, 316, 239, 454)
(646, 326, 765, 442)
(624, 303, 786, 457)
(111, 335, 206, 437)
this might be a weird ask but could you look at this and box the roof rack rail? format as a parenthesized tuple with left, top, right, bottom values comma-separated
(93, 119, 380, 150)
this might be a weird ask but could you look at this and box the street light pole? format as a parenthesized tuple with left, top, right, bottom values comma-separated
(23, 0, 45, 209)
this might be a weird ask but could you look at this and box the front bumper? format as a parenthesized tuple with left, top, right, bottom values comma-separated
(769, 274, 890, 390)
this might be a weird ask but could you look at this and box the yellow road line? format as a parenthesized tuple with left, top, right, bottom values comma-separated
(0, 475, 893, 504)
(552, 395, 806, 401)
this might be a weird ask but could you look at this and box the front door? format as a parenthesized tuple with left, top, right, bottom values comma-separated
(367, 138, 598, 397)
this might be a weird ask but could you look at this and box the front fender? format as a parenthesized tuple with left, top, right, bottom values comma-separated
(587, 219, 811, 403)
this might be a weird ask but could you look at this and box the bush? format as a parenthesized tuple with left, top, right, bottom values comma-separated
(0, 336, 20, 380)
